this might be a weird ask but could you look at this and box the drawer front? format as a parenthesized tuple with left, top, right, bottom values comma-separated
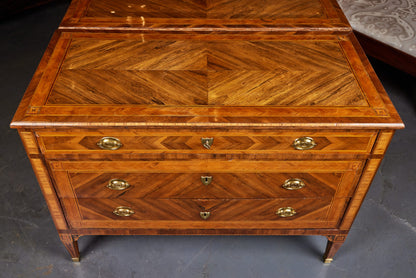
(76, 198, 331, 221)
(50, 161, 363, 199)
(60, 197, 350, 229)
(69, 173, 341, 199)
(38, 131, 377, 154)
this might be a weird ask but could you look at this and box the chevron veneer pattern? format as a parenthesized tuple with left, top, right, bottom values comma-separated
(47, 38, 366, 106)
(76, 198, 331, 222)
(69, 172, 340, 199)
(85, 0, 325, 19)
(59, 0, 351, 33)
(39, 134, 374, 152)
(10, 0, 404, 263)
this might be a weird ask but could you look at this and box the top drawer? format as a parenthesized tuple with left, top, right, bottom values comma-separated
(37, 130, 377, 154)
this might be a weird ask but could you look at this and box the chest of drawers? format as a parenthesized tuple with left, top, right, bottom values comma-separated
(11, 0, 403, 263)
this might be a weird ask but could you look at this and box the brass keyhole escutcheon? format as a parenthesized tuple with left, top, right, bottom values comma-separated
(276, 207, 296, 218)
(113, 206, 135, 217)
(200, 211, 211, 220)
(292, 137, 316, 150)
(282, 178, 305, 190)
(201, 138, 214, 149)
(201, 176, 213, 186)
(107, 179, 130, 191)
(97, 137, 123, 150)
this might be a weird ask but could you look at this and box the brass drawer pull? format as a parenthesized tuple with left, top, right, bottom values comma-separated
(201, 138, 214, 149)
(97, 137, 123, 150)
(113, 206, 135, 217)
(276, 207, 296, 218)
(107, 179, 130, 191)
(282, 178, 305, 190)
(200, 211, 211, 220)
(201, 176, 213, 186)
(292, 137, 316, 150)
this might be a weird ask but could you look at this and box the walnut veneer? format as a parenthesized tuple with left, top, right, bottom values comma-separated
(11, 0, 403, 263)
(60, 0, 350, 33)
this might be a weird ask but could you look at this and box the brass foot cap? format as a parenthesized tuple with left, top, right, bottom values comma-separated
(72, 257, 80, 262)
(324, 258, 333, 264)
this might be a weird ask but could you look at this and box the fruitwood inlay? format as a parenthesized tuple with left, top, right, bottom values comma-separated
(372, 131, 395, 155)
(50, 161, 363, 175)
(25, 157, 69, 230)
(340, 158, 382, 230)
(18, 131, 40, 155)
(47, 38, 366, 107)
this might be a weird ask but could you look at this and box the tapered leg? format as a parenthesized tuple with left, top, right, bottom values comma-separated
(323, 235, 346, 263)
(59, 234, 80, 262)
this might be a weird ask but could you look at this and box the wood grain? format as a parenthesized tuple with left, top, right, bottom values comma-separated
(60, 197, 351, 229)
(49, 160, 363, 173)
(38, 132, 376, 153)
(21, 154, 69, 231)
(64, 172, 342, 199)
(77, 198, 330, 221)
(9, 0, 404, 262)
(47, 38, 365, 106)
(59, 234, 80, 261)
(10, 32, 403, 130)
(339, 158, 382, 230)
(18, 131, 40, 155)
(323, 235, 346, 262)
(372, 130, 395, 156)
(85, 0, 324, 19)
(49, 160, 362, 199)
(59, 0, 350, 32)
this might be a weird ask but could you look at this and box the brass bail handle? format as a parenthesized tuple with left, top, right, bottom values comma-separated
(97, 137, 123, 150)
(113, 206, 135, 217)
(201, 138, 214, 149)
(107, 179, 130, 191)
(282, 178, 305, 190)
(276, 207, 296, 218)
(292, 137, 316, 150)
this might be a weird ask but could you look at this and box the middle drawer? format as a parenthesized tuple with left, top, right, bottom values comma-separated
(50, 160, 363, 199)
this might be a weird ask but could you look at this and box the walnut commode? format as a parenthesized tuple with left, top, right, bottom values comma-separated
(11, 0, 404, 263)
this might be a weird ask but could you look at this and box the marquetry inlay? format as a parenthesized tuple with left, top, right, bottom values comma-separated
(48, 38, 366, 106)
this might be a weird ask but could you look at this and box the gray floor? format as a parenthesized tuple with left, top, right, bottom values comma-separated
(1, 2, 415, 278)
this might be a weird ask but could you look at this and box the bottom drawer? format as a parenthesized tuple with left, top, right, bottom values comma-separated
(62, 198, 349, 229)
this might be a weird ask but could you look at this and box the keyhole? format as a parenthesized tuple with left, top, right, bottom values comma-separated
(201, 138, 213, 149)
(200, 211, 211, 220)
(201, 176, 212, 186)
